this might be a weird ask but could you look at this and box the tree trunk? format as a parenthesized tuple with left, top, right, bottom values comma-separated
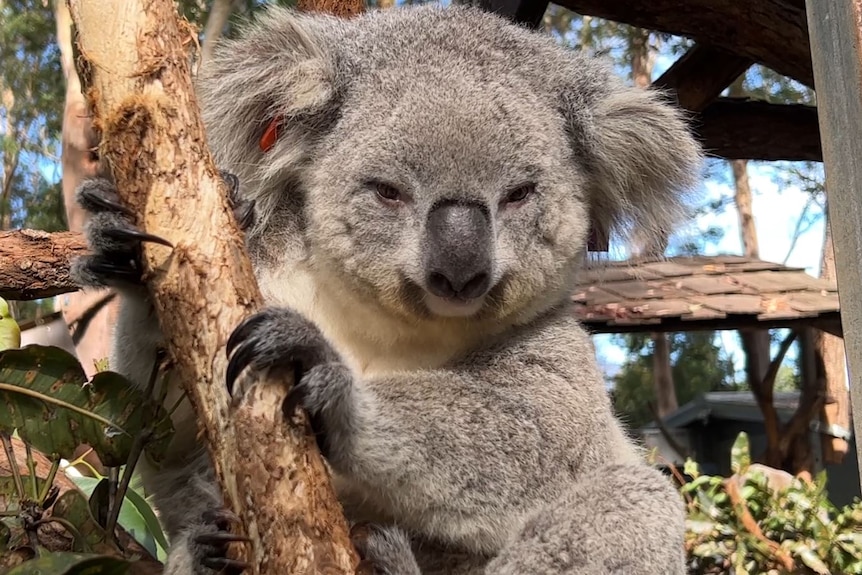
(651, 332, 677, 417)
(816, 215, 850, 464)
(67, 1, 359, 572)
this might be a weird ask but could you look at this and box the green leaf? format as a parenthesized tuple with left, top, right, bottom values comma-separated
(0, 345, 173, 466)
(730, 432, 751, 475)
(121, 483, 168, 560)
(5, 552, 130, 575)
(69, 476, 168, 560)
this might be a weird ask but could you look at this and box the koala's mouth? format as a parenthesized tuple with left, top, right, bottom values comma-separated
(423, 293, 486, 318)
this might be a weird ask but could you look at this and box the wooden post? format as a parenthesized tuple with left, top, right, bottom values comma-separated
(805, 0, 862, 485)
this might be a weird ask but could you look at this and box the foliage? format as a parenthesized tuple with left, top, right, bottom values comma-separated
(612, 331, 739, 428)
(683, 432, 862, 574)
(0, 309, 171, 571)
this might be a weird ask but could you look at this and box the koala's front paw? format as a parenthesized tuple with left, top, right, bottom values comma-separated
(71, 171, 254, 289)
(352, 523, 422, 575)
(70, 177, 172, 288)
(191, 507, 250, 575)
(225, 307, 353, 458)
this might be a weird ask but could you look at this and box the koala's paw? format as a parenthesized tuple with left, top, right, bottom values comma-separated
(191, 507, 251, 575)
(70, 177, 171, 288)
(70, 171, 254, 289)
(225, 307, 352, 457)
(352, 523, 422, 575)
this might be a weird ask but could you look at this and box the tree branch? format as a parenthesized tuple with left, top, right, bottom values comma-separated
(66, 1, 357, 572)
(0, 230, 88, 300)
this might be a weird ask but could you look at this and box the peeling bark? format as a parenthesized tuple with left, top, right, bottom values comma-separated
(66, 1, 358, 572)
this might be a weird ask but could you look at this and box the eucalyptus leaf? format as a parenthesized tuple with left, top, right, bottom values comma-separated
(0, 345, 173, 466)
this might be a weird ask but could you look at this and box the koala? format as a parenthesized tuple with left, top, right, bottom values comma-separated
(71, 4, 702, 575)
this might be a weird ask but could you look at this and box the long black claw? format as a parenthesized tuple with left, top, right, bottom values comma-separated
(226, 313, 268, 357)
(79, 188, 135, 216)
(195, 532, 252, 546)
(103, 228, 173, 248)
(201, 557, 250, 572)
(225, 342, 255, 396)
(237, 200, 256, 230)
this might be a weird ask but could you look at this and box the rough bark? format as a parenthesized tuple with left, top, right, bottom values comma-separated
(555, 0, 813, 87)
(67, 1, 358, 573)
(0, 230, 88, 300)
(815, 217, 850, 464)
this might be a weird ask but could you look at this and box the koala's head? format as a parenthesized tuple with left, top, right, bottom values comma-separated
(199, 6, 702, 325)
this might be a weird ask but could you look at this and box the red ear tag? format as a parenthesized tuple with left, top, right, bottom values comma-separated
(259, 116, 283, 152)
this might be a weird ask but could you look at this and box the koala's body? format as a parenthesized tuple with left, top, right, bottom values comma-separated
(73, 5, 702, 574)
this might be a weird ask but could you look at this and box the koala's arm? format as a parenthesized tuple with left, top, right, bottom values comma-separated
(231, 307, 685, 573)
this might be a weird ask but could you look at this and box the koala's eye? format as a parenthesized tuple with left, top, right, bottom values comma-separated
(373, 181, 405, 204)
(503, 184, 536, 206)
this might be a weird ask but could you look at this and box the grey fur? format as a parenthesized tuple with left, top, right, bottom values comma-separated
(73, 5, 701, 574)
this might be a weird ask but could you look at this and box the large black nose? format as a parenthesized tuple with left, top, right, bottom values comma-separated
(423, 201, 492, 300)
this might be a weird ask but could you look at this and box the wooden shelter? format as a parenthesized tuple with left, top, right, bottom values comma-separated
(478, 0, 862, 480)
(573, 256, 841, 337)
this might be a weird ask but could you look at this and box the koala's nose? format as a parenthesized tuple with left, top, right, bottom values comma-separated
(424, 201, 493, 300)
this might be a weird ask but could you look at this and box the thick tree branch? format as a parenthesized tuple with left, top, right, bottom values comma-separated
(0, 230, 87, 300)
(66, 1, 357, 573)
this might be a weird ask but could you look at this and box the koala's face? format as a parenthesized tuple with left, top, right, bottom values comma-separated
(306, 73, 589, 323)
(201, 6, 701, 326)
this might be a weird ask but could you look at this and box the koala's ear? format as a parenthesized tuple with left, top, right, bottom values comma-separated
(196, 7, 343, 225)
(563, 74, 703, 255)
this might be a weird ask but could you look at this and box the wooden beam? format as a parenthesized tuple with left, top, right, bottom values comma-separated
(695, 98, 821, 162)
(580, 312, 842, 338)
(653, 44, 754, 112)
(806, 0, 862, 483)
(477, 0, 550, 28)
(556, 0, 813, 87)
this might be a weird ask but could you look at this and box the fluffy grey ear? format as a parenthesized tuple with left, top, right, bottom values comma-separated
(564, 73, 703, 255)
(196, 7, 345, 233)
